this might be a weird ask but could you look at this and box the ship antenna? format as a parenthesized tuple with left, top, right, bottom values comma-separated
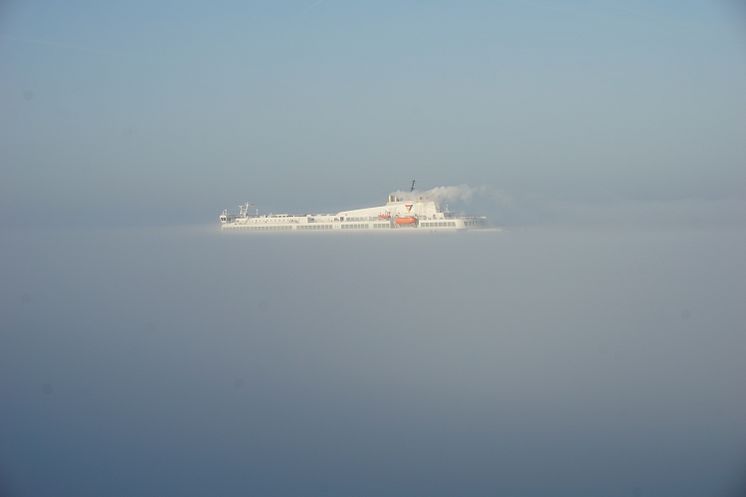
(410, 179, 416, 192)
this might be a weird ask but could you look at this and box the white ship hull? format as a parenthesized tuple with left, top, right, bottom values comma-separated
(219, 190, 491, 232)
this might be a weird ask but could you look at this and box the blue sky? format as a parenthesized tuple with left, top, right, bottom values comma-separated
(1, 0, 745, 225)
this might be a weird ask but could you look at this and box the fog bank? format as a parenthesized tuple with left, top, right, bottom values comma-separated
(1, 225, 745, 496)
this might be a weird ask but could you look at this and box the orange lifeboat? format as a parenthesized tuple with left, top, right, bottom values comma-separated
(395, 216, 417, 225)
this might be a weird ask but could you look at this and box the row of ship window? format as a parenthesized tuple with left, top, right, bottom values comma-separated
(343, 217, 373, 222)
(421, 221, 457, 227)
(236, 222, 478, 230)
(297, 225, 333, 230)
(237, 222, 461, 230)
(341, 223, 389, 229)
(239, 224, 394, 230)
(341, 223, 375, 229)
(239, 225, 293, 231)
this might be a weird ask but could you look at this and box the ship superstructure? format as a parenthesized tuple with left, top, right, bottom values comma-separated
(219, 189, 489, 232)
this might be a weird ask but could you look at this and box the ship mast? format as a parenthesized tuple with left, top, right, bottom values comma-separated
(239, 202, 255, 218)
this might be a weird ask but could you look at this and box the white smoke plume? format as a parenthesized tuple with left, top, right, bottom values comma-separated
(392, 184, 512, 207)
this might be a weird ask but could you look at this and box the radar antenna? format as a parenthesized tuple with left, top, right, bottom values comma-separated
(410, 179, 416, 192)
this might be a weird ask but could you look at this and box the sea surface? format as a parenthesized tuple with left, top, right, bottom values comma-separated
(1, 225, 745, 497)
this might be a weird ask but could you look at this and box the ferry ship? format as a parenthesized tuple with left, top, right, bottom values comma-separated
(219, 185, 489, 232)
